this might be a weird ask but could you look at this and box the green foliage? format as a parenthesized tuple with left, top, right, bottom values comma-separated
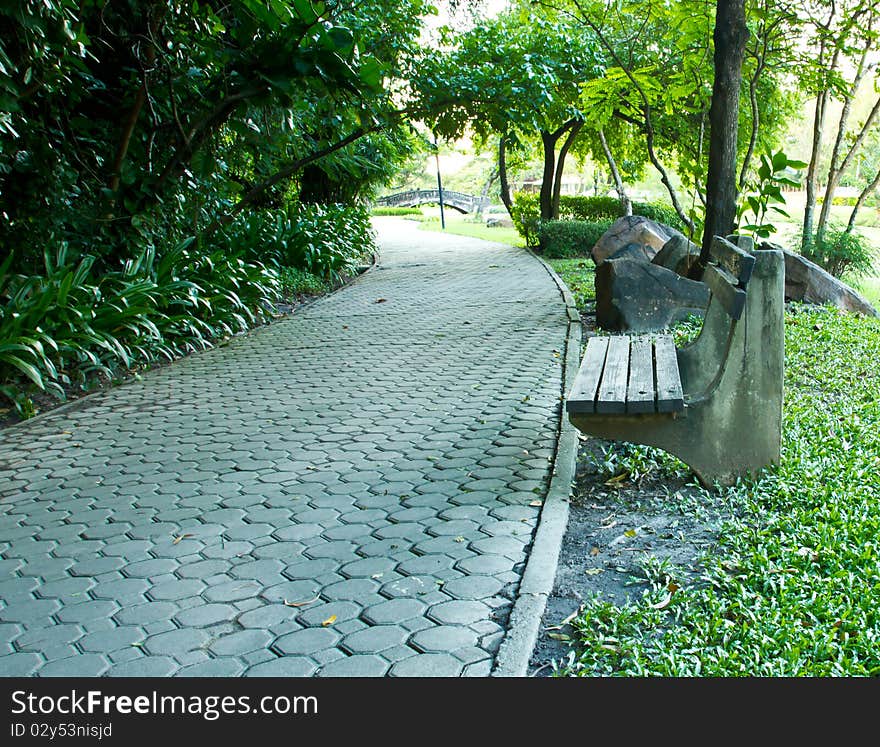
(556, 304, 880, 676)
(803, 226, 877, 280)
(511, 193, 542, 247)
(0, 242, 279, 416)
(278, 267, 330, 298)
(544, 258, 596, 308)
(513, 192, 686, 248)
(214, 204, 375, 281)
(539, 220, 614, 258)
(737, 150, 806, 239)
(371, 207, 423, 216)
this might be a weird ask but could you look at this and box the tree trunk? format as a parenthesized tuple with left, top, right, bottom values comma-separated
(499, 135, 513, 214)
(846, 165, 880, 234)
(540, 130, 557, 221)
(551, 120, 582, 219)
(700, 0, 750, 266)
(598, 127, 631, 216)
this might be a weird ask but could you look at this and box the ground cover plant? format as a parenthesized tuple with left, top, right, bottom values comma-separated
(551, 302, 880, 676)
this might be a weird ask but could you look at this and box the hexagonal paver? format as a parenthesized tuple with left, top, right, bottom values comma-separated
(317, 655, 390, 677)
(144, 628, 211, 656)
(362, 598, 427, 626)
(245, 657, 317, 677)
(105, 656, 179, 677)
(37, 654, 110, 677)
(427, 600, 492, 626)
(79, 627, 145, 653)
(389, 653, 465, 677)
(340, 625, 409, 654)
(411, 626, 478, 653)
(209, 630, 272, 657)
(173, 604, 236, 627)
(441, 575, 505, 600)
(273, 627, 339, 655)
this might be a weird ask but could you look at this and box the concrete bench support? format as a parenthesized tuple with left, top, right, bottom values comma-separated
(567, 241, 784, 487)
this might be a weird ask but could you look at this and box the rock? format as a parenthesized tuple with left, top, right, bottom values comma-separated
(486, 216, 513, 228)
(595, 257, 711, 333)
(591, 215, 683, 266)
(759, 242, 878, 317)
(607, 242, 658, 263)
(651, 234, 702, 277)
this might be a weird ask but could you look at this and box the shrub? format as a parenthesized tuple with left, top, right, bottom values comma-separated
(558, 195, 622, 222)
(279, 267, 329, 298)
(216, 204, 376, 281)
(538, 219, 615, 258)
(803, 225, 877, 280)
(511, 192, 541, 247)
(0, 241, 280, 416)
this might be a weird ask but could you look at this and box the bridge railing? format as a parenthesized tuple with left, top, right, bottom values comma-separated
(376, 189, 493, 212)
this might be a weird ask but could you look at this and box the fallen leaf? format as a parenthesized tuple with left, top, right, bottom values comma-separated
(375, 298, 387, 303)
(172, 533, 194, 545)
(667, 582, 681, 593)
(453, 536, 466, 543)
(547, 632, 571, 641)
(371, 573, 384, 579)
(624, 529, 637, 538)
(650, 593, 673, 610)
(321, 615, 337, 627)
(584, 568, 603, 576)
(529, 500, 543, 507)
(590, 547, 601, 556)
(284, 596, 319, 607)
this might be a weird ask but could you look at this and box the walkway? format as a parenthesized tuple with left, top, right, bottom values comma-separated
(0, 218, 571, 677)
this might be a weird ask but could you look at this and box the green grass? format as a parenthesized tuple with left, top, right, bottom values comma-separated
(545, 258, 596, 308)
(853, 276, 880, 307)
(556, 303, 880, 676)
(416, 213, 523, 247)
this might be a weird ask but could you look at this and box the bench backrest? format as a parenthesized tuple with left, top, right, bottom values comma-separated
(703, 235, 756, 320)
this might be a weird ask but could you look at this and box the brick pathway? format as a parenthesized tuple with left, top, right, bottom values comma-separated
(0, 218, 569, 677)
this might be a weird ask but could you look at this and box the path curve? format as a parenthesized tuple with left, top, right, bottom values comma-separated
(0, 218, 570, 677)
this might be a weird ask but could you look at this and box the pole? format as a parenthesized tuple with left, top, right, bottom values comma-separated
(434, 136, 446, 230)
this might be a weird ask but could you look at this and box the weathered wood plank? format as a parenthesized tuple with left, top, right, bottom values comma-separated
(705, 262, 747, 320)
(596, 335, 630, 414)
(626, 336, 656, 413)
(710, 235, 755, 287)
(566, 336, 610, 414)
(654, 335, 684, 412)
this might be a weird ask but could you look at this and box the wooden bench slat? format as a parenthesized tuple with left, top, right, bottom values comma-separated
(626, 336, 656, 414)
(654, 335, 684, 412)
(711, 235, 755, 287)
(596, 335, 630, 414)
(566, 336, 609, 414)
(704, 263, 747, 320)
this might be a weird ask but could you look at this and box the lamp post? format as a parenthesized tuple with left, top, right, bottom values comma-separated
(434, 135, 446, 230)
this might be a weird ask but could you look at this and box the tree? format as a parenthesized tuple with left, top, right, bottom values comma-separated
(413, 11, 604, 221)
(0, 0, 429, 270)
(701, 0, 750, 263)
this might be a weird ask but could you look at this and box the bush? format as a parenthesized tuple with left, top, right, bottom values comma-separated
(279, 267, 329, 298)
(511, 193, 541, 247)
(511, 192, 688, 247)
(538, 219, 615, 258)
(0, 241, 280, 416)
(804, 225, 877, 280)
(216, 204, 375, 281)
(370, 207, 422, 216)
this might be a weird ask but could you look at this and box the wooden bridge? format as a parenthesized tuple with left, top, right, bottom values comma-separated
(375, 189, 492, 214)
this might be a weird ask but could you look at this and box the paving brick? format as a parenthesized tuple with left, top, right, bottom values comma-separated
(317, 655, 390, 677)
(38, 654, 110, 677)
(144, 628, 210, 656)
(340, 625, 409, 654)
(209, 630, 272, 657)
(245, 657, 317, 677)
(389, 653, 465, 677)
(273, 628, 339, 655)
(173, 603, 236, 627)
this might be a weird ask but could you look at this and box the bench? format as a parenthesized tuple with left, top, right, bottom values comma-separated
(566, 235, 784, 487)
